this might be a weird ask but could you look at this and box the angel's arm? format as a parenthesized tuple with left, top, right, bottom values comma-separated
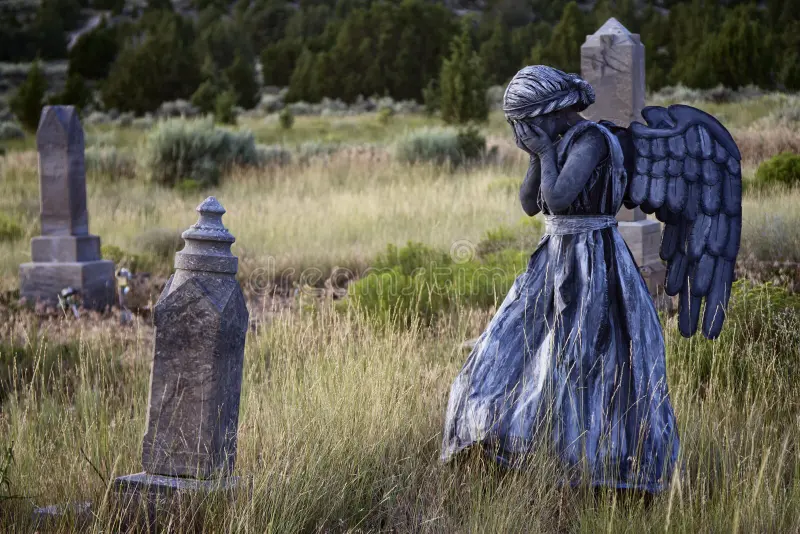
(519, 155, 541, 216)
(539, 127, 608, 212)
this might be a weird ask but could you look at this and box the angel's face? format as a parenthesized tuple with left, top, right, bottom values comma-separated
(526, 111, 570, 140)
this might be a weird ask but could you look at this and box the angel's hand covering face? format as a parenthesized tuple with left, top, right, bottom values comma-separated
(511, 120, 553, 156)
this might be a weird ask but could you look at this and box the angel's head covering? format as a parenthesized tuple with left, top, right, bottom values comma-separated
(503, 65, 595, 121)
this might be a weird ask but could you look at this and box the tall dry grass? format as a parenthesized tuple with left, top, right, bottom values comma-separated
(3, 136, 800, 295)
(0, 295, 798, 532)
(0, 148, 529, 293)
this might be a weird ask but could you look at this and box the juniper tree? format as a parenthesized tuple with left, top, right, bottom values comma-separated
(10, 61, 47, 132)
(225, 52, 260, 110)
(439, 22, 488, 124)
(530, 1, 585, 73)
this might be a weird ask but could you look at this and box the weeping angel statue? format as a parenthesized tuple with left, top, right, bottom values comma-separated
(441, 66, 742, 492)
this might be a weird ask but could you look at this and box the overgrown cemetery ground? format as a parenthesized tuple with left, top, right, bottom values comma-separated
(1, 93, 800, 531)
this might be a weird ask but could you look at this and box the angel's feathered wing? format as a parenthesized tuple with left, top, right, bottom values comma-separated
(609, 105, 742, 340)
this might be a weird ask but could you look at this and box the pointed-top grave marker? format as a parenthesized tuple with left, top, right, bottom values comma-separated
(114, 197, 248, 513)
(580, 20, 666, 295)
(20, 106, 115, 309)
(36, 106, 89, 236)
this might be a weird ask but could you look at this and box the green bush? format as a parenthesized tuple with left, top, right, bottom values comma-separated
(377, 107, 394, 126)
(190, 79, 221, 115)
(456, 125, 487, 162)
(0, 213, 23, 242)
(754, 152, 800, 188)
(141, 117, 261, 187)
(0, 121, 24, 141)
(394, 127, 487, 167)
(476, 217, 543, 258)
(214, 90, 238, 125)
(279, 108, 294, 130)
(374, 241, 451, 276)
(345, 241, 527, 325)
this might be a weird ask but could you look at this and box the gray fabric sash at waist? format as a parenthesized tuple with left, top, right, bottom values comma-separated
(543, 215, 618, 235)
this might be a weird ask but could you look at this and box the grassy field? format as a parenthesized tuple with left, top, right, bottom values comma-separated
(0, 96, 799, 531)
(1, 292, 799, 532)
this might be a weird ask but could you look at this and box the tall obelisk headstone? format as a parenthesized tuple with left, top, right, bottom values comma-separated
(581, 18, 665, 294)
(19, 106, 115, 309)
(114, 197, 248, 511)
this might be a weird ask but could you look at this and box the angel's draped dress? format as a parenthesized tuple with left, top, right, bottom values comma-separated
(441, 120, 679, 492)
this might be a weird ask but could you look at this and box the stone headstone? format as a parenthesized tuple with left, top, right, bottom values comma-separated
(114, 197, 248, 510)
(581, 19, 666, 295)
(19, 106, 115, 309)
(581, 17, 646, 129)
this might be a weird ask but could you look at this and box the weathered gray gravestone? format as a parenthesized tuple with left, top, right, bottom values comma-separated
(19, 106, 115, 309)
(581, 18, 666, 295)
(114, 197, 248, 502)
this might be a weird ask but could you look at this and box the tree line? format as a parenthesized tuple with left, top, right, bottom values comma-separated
(2, 0, 798, 121)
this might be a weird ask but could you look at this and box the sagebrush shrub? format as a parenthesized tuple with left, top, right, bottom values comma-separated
(85, 111, 112, 125)
(157, 100, 200, 119)
(767, 102, 800, 129)
(256, 144, 292, 166)
(141, 118, 261, 187)
(296, 141, 339, 164)
(132, 116, 155, 130)
(755, 152, 800, 188)
(85, 146, 136, 179)
(394, 128, 462, 166)
(394, 127, 486, 167)
(0, 121, 24, 141)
